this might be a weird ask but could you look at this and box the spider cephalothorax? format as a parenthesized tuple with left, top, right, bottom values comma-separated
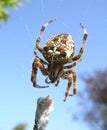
(31, 18, 88, 101)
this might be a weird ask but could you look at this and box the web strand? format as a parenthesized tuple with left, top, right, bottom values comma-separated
(40, 0, 45, 17)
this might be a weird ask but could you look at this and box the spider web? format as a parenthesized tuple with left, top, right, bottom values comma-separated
(22, 0, 106, 130)
(24, 0, 106, 112)
(40, 0, 45, 17)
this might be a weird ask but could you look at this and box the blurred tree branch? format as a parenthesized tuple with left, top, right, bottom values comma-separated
(0, 0, 30, 26)
(72, 69, 107, 130)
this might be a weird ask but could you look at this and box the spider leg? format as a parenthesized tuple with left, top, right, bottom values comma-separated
(72, 23, 88, 61)
(60, 69, 76, 101)
(36, 18, 56, 52)
(64, 57, 82, 69)
(69, 70, 76, 96)
(34, 48, 48, 65)
(31, 56, 49, 88)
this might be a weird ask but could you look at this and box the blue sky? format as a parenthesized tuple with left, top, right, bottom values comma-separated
(0, 0, 107, 130)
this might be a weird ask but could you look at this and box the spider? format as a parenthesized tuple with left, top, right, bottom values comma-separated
(31, 18, 88, 101)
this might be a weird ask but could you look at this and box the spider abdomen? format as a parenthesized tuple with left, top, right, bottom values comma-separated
(42, 33, 75, 64)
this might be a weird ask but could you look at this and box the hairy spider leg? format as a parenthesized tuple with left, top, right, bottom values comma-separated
(72, 23, 88, 61)
(61, 69, 76, 101)
(64, 57, 82, 69)
(31, 57, 49, 88)
(36, 18, 56, 52)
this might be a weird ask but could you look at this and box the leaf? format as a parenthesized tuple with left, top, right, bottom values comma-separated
(13, 123, 27, 130)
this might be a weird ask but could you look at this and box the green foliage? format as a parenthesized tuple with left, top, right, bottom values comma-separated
(0, 0, 29, 25)
(13, 123, 27, 130)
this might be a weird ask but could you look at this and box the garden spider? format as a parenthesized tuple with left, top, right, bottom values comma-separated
(31, 18, 88, 101)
